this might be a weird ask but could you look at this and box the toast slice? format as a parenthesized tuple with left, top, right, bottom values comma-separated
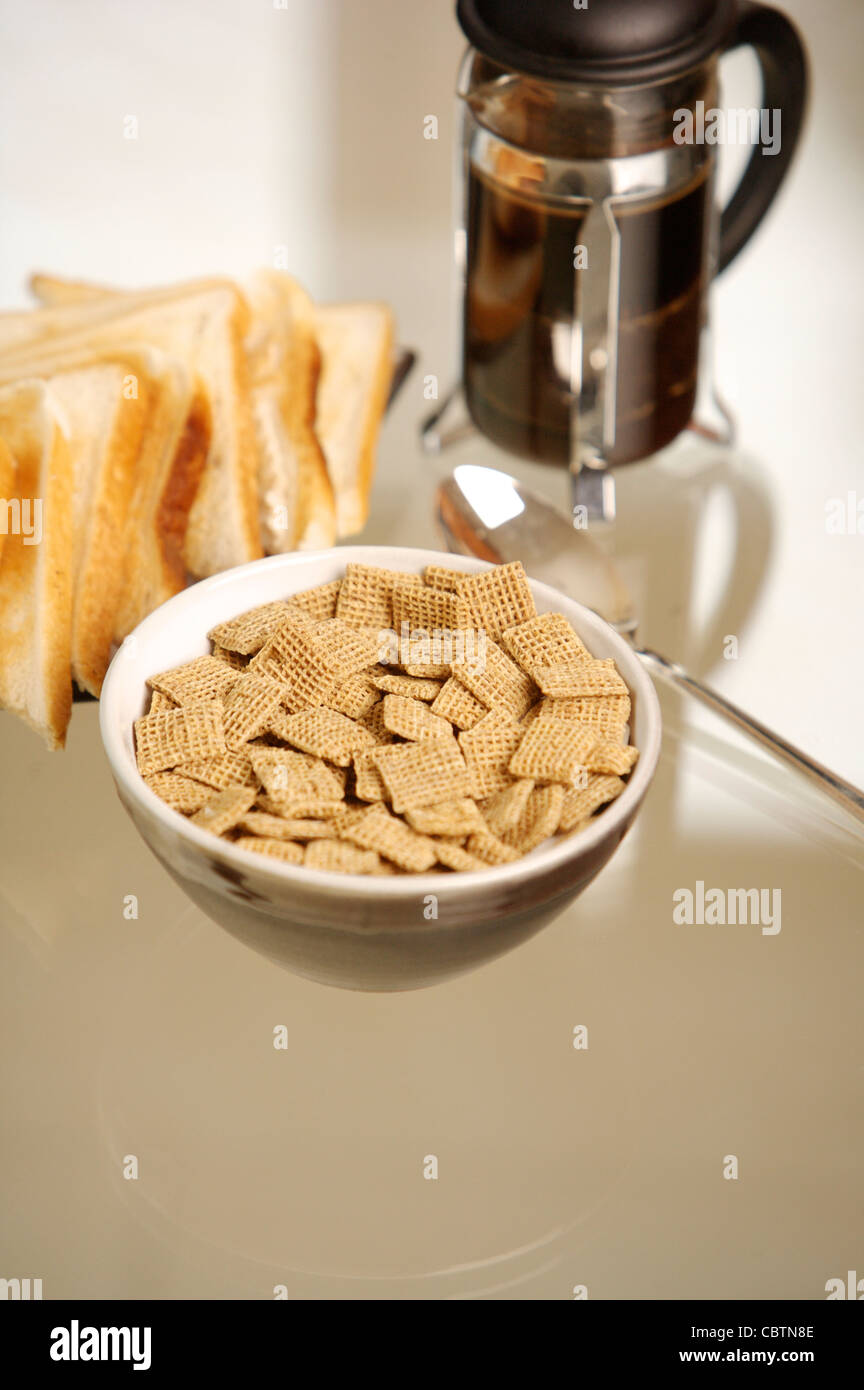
(43, 364, 149, 694)
(24, 275, 396, 542)
(107, 355, 210, 642)
(29, 270, 339, 552)
(0, 381, 74, 749)
(313, 302, 394, 537)
(112, 360, 211, 641)
(28, 272, 229, 308)
(245, 270, 335, 552)
(0, 343, 210, 644)
(30, 272, 95, 306)
(0, 282, 260, 577)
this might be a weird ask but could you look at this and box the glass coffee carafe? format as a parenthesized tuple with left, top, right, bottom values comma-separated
(446, 0, 808, 503)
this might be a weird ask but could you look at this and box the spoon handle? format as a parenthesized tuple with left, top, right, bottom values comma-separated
(636, 647, 864, 827)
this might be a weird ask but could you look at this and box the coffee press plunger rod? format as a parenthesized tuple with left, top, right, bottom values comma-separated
(567, 189, 621, 529)
(570, 458, 617, 527)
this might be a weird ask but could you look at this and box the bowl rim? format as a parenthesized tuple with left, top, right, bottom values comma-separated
(100, 546, 662, 899)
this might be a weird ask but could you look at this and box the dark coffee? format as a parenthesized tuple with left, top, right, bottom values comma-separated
(463, 162, 711, 466)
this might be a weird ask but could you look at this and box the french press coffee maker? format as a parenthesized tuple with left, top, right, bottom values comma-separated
(430, 0, 808, 519)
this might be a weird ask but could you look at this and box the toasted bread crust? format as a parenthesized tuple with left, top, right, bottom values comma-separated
(284, 318, 336, 550)
(352, 309, 394, 537)
(0, 438, 13, 567)
(246, 271, 336, 554)
(28, 272, 235, 308)
(48, 366, 151, 697)
(157, 387, 212, 588)
(0, 384, 73, 749)
(42, 421, 74, 747)
(29, 273, 115, 306)
(314, 303, 395, 538)
(113, 375, 210, 641)
(182, 298, 262, 577)
(262, 316, 336, 552)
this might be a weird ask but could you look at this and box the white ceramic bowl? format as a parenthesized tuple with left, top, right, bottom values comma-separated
(100, 547, 661, 991)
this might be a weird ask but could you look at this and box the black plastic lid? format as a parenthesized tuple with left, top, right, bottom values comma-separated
(456, 0, 738, 85)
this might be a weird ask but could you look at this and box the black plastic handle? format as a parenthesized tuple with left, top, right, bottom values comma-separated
(718, 1, 809, 272)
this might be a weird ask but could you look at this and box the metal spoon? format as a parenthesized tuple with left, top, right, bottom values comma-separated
(437, 464, 864, 827)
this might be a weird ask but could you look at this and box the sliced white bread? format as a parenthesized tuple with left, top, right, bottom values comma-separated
(110, 360, 210, 642)
(29, 272, 93, 306)
(0, 343, 208, 644)
(0, 382, 74, 749)
(313, 302, 394, 537)
(0, 282, 261, 577)
(28, 272, 229, 308)
(26, 274, 396, 546)
(29, 270, 338, 552)
(244, 270, 335, 552)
